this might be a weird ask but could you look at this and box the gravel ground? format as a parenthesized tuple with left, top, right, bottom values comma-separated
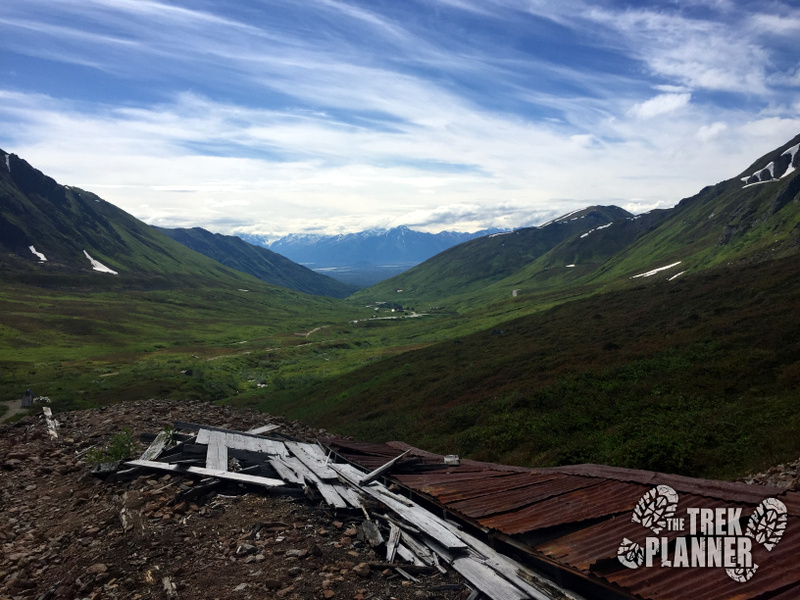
(0, 399, 467, 600)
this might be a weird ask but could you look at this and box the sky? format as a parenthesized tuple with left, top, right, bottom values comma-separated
(1, 0, 799, 239)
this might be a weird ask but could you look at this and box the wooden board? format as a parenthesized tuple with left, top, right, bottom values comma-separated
(196, 429, 287, 456)
(281, 455, 350, 509)
(360, 450, 411, 485)
(247, 424, 282, 435)
(331, 463, 467, 551)
(268, 457, 304, 485)
(126, 460, 285, 488)
(140, 430, 172, 461)
(204, 431, 229, 471)
(285, 441, 338, 480)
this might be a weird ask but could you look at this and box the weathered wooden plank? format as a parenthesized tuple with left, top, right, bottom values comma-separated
(42, 407, 59, 439)
(178, 444, 287, 466)
(247, 423, 282, 435)
(395, 567, 420, 583)
(396, 544, 426, 566)
(140, 430, 171, 461)
(335, 484, 363, 508)
(439, 522, 574, 600)
(386, 523, 401, 562)
(331, 463, 467, 552)
(449, 555, 531, 600)
(399, 531, 436, 566)
(196, 429, 287, 456)
(204, 431, 229, 471)
(361, 520, 384, 547)
(285, 441, 338, 480)
(360, 450, 411, 486)
(268, 458, 304, 485)
(126, 460, 285, 488)
(282, 456, 349, 509)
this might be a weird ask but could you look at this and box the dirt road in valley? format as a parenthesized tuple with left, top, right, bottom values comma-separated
(0, 398, 25, 423)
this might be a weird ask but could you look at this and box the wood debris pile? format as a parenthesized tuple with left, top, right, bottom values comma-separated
(1, 399, 468, 600)
(125, 421, 578, 600)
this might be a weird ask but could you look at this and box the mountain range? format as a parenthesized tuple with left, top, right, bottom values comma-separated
(0, 148, 354, 298)
(241, 227, 501, 286)
(154, 226, 357, 298)
(248, 132, 800, 478)
(355, 133, 800, 310)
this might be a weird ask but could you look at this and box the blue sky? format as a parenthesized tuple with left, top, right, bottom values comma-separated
(1, 0, 798, 237)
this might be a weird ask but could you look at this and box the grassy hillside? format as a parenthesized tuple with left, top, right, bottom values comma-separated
(0, 149, 370, 412)
(238, 254, 800, 479)
(0, 281, 361, 412)
(577, 133, 800, 284)
(156, 226, 358, 298)
(1, 150, 279, 289)
(349, 206, 631, 307)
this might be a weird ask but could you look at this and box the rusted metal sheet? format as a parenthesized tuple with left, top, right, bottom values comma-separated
(536, 494, 744, 570)
(763, 581, 800, 599)
(447, 474, 602, 520)
(413, 472, 566, 507)
(552, 464, 789, 505)
(395, 469, 516, 497)
(778, 490, 800, 516)
(479, 479, 646, 534)
(321, 437, 799, 600)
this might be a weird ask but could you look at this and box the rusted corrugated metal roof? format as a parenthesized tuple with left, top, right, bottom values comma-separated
(322, 437, 799, 600)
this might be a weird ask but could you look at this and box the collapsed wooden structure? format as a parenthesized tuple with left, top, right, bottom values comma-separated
(125, 421, 581, 600)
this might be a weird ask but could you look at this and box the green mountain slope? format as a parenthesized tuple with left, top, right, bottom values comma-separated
(249, 252, 800, 479)
(237, 135, 800, 479)
(0, 148, 358, 410)
(0, 148, 302, 291)
(156, 226, 359, 298)
(350, 205, 631, 306)
(576, 133, 800, 283)
(352, 135, 800, 314)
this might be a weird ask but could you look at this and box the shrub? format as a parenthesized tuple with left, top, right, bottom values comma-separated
(85, 427, 137, 464)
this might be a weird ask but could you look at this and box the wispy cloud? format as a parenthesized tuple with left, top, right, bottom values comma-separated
(0, 0, 797, 236)
(629, 93, 692, 119)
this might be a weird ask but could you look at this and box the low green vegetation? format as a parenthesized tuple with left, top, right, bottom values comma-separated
(4, 250, 800, 480)
(233, 254, 800, 480)
(85, 427, 137, 464)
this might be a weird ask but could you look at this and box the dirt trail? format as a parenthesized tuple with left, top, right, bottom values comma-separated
(0, 398, 25, 423)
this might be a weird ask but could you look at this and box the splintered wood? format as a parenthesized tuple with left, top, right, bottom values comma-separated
(123, 421, 581, 600)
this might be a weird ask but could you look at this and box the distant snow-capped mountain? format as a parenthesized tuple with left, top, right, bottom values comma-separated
(239, 226, 503, 286)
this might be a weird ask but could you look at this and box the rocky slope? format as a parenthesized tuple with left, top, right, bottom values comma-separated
(0, 400, 464, 600)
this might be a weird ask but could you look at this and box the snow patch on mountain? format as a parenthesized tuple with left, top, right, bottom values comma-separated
(83, 250, 118, 275)
(741, 143, 799, 187)
(29, 246, 47, 262)
(580, 222, 613, 239)
(4, 154, 9, 173)
(631, 261, 681, 279)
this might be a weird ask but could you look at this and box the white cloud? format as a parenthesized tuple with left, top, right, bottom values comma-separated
(629, 93, 692, 120)
(1, 1, 798, 237)
(695, 122, 728, 142)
